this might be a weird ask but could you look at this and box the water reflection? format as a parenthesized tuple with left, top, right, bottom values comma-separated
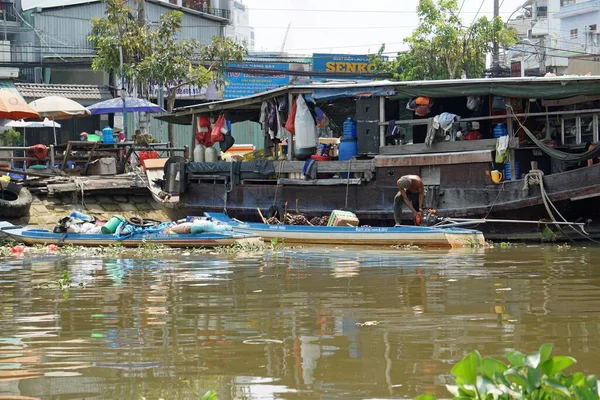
(0, 246, 598, 398)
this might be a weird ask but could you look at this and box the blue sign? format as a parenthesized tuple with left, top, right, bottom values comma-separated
(224, 62, 291, 99)
(312, 53, 386, 80)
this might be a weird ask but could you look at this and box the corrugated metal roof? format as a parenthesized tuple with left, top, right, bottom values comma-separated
(15, 83, 113, 102)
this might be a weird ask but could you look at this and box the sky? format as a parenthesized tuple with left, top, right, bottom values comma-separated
(242, 0, 527, 55)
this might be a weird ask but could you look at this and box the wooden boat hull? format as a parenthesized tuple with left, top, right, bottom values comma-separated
(0, 223, 257, 248)
(169, 163, 600, 241)
(207, 213, 485, 248)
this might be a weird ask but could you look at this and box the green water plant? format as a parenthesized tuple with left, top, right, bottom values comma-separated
(416, 343, 598, 400)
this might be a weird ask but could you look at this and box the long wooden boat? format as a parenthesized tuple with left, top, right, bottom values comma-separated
(207, 213, 485, 248)
(0, 222, 258, 248)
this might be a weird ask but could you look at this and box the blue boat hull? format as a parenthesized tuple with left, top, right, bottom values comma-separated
(207, 213, 485, 248)
(0, 222, 257, 248)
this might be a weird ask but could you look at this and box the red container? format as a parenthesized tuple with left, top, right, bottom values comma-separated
(310, 154, 330, 161)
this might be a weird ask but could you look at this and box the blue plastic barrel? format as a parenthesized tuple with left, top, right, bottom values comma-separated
(339, 136, 358, 161)
(504, 161, 520, 180)
(102, 126, 115, 144)
(493, 123, 508, 138)
(343, 117, 357, 138)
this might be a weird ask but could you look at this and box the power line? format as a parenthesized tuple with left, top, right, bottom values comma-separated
(246, 7, 513, 14)
(458, 0, 466, 15)
(471, 0, 487, 25)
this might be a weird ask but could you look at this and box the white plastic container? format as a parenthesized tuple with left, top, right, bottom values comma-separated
(193, 144, 206, 162)
(205, 146, 218, 162)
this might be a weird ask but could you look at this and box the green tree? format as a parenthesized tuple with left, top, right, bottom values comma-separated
(88, 0, 246, 146)
(373, 0, 517, 80)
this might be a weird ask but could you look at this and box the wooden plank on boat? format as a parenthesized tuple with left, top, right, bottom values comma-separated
(376, 150, 492, 167)
(380, 139, 497, 155)
(277, 178, 362, 186)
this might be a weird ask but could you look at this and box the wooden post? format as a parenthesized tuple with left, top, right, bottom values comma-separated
(288, 92, 295, 161)
(593, 114, 599, 143)
(183, 145, 190, 160)
(507, 105, 517, 181)
(576, 116, 582, 144)
(49, 145, 54, 168)
(379, 96, 386, 149)
(191, 114, 196, 161)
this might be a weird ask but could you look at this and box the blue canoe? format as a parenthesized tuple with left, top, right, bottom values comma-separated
(207, 213, 485, 248)
(0, 221, 258, 248)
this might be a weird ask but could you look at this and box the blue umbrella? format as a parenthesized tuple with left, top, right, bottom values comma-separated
(87, 97, 166, 115)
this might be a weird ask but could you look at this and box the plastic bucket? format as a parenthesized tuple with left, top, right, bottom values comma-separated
(101, 215, 125, 234)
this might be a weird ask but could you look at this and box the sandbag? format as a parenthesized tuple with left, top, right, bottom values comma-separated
(170, 222, 193, 234)
(294, 95, 318, 150)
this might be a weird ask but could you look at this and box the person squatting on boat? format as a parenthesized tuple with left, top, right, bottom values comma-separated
(394, 175, 425, 226)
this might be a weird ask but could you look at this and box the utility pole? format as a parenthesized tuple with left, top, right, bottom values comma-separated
(492, 0, 500, 70)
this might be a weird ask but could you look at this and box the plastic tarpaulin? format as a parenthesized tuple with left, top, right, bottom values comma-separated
(186, 161, 275, 180)
(390, 81, 600, 100)
(313, 86, 396, 101)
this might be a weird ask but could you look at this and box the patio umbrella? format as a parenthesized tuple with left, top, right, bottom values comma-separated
(6, 118, 61, 129)
(28, 96, 90, 145)
(5, 118, 61, 147)
(0, 89, 40, 121)
(87, 97, 166, 115)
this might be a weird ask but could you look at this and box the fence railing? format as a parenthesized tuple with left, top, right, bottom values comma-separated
(0, 2, 17, 23)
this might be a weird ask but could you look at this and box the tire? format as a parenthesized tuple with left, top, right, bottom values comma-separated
(163, 156, 187, 176)
(0, 182, 33, 218)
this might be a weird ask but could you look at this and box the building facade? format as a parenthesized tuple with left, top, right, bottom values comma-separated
(508, 0, 600, 76)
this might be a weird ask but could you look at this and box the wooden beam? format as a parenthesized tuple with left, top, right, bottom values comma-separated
(277, 178, 362, 186)
(383, 107, 600, 127)
(376, 150, 492, 167)
(380, 139, 498, 155)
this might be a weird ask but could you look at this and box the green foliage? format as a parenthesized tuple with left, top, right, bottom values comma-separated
(1, 128, 22, 146)
(88, 0, 246, 144)
(417, 343, 598, 400)
(372, 0, 517, 80)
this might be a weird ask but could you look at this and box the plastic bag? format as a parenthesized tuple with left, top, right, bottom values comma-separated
(467, 96, 481, 111)
(285, 98, 297, 134)
(294, 95, 318, 150)
(210, 114, 226, 144)
(492, 96, 506, 110)
(195, 115, 212, 147)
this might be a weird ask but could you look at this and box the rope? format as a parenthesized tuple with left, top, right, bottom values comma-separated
(272, 160, 285, 207)
(528, 169, 600, 244)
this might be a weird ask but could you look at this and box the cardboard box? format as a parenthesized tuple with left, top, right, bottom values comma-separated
(142, 157, 168, 170)
(89, 157, 117, 175)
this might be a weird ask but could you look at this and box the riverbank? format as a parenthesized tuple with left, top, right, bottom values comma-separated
(6, 190, 167, 229)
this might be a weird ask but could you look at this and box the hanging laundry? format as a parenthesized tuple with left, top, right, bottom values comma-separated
(495, 135, 510, 163)
(295, 95, 318, 150)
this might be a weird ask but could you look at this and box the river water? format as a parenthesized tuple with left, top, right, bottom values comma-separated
(0, 245, 599, 399)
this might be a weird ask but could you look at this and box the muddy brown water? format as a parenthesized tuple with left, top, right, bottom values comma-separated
(0, 245, 599, 399)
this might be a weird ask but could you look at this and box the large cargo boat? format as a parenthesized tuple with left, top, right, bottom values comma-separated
(155, 77, 600, 241)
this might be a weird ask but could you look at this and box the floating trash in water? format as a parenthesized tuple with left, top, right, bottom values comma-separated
(243, 338, 283, 345)
(356, 321, 379, 327)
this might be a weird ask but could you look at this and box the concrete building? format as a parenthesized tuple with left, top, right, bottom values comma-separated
(508, 0, 600, 76)
(554, 0, 600, 74)
(508, 0, 569, 76)
(226, 0, 254, 51)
